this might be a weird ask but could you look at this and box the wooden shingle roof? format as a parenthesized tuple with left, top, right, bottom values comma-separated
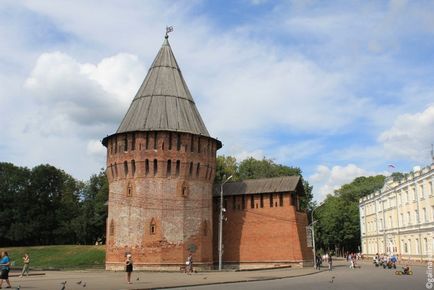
(103, 36, 220, 147)
(213, 176, 304, 197)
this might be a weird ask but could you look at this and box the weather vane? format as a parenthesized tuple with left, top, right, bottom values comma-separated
(165, 26, 174, 38)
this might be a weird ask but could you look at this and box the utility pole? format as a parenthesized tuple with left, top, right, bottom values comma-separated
(218, 175, 232, 271)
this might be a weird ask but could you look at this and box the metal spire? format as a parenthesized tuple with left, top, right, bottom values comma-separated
(165, 26, 174, 39)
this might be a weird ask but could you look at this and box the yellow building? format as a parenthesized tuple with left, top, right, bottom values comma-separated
(359, 162, 434, 261)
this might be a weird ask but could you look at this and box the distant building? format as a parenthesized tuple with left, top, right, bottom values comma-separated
(213, 176, 312, 269)
(359, 163, 434, 261)
(102, 35, 312, 270)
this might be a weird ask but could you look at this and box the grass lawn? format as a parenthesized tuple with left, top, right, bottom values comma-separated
(2, 245, 105, 270)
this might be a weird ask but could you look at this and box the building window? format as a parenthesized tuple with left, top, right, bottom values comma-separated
(429, 181, 433, 196)
(110, 164, 114, 179)
(415, 239, 419, 254)
(232, 195, 236, 210)
(154, 132, 158, 150)
(279, 193, 283, 207)
(424, 238, 428, 254)
(198, 137, 201, 153)
(153, 159, 158, 176)
(176, 160, 180, 177)
(146, 132, 150, 150)
(260, 194, 264, 208)
(407, 212, 411, 225)
(189, 162, 193, 177)
(131, 133, 136, 150)
(423, 208, 427, 222)
(203, 220, 208, 236)
(270, 194, 274, 207)
(250, 195, 254, 209)
(169, 132, 172, 150)
(404, 242, 408, 253)
(124, 134, 128, 152)
(127, 183, 132, 197)
(145, 159, 149, 175)
(196, 163, 200, 177)
(167, 160, 172, 176)
(177, 133, 181, 151)
(124, 161, 128, 177)
(190, 135, 194, 152)
(182, 183, 189, 197)
(150, 219, 156, 235)
(242, 195, 245, 210)
(109, 220, 115, 236)
(131, 160, 136, 176)
(114, 163, 118, 177)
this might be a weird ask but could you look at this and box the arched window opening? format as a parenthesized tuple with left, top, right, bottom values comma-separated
(169, 132, 172, 150)
(127, 183, 132, 197)
(177, 133, 181, 151)
(109, 220, 115, 236)
(110, 164, 114, 179)
(190, 135, 194, 152)
(196, 163, 200, 177)
(150, 219, 156, 235)
(114, 163, 118, 177)
(153, 159, 158, 176)
(153, 132, 158, 150)
(145, 159, 149, 176)
(203, 220, 208, 236)
(131, 133, 136, 150)
(198, 137, 201, 153)
(270, 194, 274, 207)
(124, 161, 128, 177)
(279, 193, 283, 207)
(189, 162, 193, 177)
(260, 194, 264, 208)
(145, 132, 150, 150)
(131, 160, 136, 176)
(176, 160, 180, 177)
(123, 134, 128, 152)
(167, 160, 172, 176)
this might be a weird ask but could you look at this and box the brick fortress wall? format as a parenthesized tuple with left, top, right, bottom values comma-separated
(105, 131, 217, 270)
(213, 192, 313, 269)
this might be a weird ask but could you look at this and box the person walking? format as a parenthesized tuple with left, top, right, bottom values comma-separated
(315, 254, 322, 270)
(186, 253, 193, 275)
(20, 253, 30, 277)
(328, 254, 333, 271)
(0, 251, 12, 289)
(125, 254, 133, 284)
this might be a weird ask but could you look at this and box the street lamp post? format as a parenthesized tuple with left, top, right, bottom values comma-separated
(310, 202, 324, 269)
(218, 175, 233, 271)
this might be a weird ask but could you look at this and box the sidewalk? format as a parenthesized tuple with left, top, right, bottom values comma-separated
(6, 265, 324, 290)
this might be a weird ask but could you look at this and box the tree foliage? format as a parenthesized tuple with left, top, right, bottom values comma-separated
(0, 162, 108, 246)
(315, 175, 385, 254)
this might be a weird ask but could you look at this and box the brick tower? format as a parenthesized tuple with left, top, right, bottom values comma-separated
(102, 34, 221, 270)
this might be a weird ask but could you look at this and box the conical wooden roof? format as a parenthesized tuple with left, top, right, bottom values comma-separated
(116, 36, 211, 137)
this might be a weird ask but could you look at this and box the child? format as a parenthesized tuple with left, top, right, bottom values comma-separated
(20, 253, 30, 277)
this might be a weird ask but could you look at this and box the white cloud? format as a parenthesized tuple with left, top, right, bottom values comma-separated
(24, 51, 144, 135)
(379, 104, 434, 161)
(308, 164, 379, 201)
(87, 139, 106, 157)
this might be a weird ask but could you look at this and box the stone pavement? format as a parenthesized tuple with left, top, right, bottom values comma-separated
(5, 265, 323, 290)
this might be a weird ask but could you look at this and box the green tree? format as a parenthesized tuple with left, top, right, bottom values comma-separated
(72, 170, 108, 244)
(315, 175, 385, 254)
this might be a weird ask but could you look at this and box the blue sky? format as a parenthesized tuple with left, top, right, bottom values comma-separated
(1, 0, 433, 201)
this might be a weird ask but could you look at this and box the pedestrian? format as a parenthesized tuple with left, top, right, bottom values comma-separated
(186, 253, 193, 274)
(20, 253, 30, 277)
(0, 251, 12, 289)
(125, 254, 133, 284)
(315, 254, 322, 270)
(328, 253, 333, 271)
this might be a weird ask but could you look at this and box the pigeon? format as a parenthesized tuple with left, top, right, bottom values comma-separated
(77, 280, 82, 285)
(329, 276, 335, 283)
(83, 282, 86, 287)
(136, 277, 140, 281)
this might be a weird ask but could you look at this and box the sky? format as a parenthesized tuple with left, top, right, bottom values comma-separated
(1, 0, 434, 201)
